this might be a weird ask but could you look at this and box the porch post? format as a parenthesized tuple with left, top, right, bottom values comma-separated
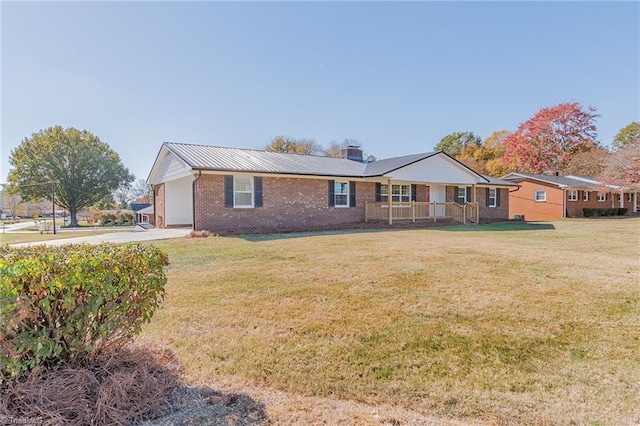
(620, 190, 624, 208)
(388, 178, 393, 225)
(634, 192, 638, 213)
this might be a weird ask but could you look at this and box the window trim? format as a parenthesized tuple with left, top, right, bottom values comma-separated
(380, 184, 411, 203)
(488, 188, 497, 207)
(597, 193, 607, 202)
(627, 193, 633, 203)
(233, 176, 254, 208)
(534, 190, 547, 202)
(568, 190, 578, 201)
(334, 180, 349, 208)
(583, 191, 589, 202)
(457, 187, 467, 204)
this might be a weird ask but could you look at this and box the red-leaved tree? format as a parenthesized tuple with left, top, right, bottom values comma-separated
(502, 102, 599, 173)
(599, 139, 640, 190)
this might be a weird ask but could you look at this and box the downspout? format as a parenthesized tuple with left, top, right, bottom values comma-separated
(192, 170, 202, 231)
(563, 189, 567, 218)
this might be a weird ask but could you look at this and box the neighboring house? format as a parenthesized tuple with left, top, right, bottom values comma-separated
(501, 172, 639, 221)
(133, 204, 154, 225)
(147, 143, 518, 233)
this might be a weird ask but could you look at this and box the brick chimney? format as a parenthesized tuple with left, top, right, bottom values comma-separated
(342, 145, 363, 162)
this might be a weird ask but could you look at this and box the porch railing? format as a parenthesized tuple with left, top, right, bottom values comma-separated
(364, 201, 479, 224)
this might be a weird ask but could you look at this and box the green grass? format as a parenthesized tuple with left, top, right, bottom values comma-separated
(141, 219, 640, 424)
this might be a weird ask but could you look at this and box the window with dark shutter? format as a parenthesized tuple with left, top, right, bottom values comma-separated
(466, 187, 472, 203)
(411, 184, 417, 202)
(496, 189, 501, 207)
(375, 182, 381, 202)
(349, 181, 356, 207)
(224, 176, 234, 208)
(328, 180, 335, 207)
(254, 177, 263, 207)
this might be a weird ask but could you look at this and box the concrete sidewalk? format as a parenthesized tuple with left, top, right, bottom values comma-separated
(11, 228, 192, 247)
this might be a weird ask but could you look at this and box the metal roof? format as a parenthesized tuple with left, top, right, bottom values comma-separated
(163, 142, 444, 178)
(501, 172, 599, 188)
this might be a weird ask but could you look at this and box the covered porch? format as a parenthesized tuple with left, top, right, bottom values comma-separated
(364, 201, 479, 225)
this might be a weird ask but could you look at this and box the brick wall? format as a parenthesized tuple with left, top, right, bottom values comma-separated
(508, 181, 563, 221)
(194, 175, 377, 233)
(475, 187, 510, 220)
(153, 183, 166, 228)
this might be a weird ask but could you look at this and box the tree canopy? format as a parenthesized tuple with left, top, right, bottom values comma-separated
(612, 121, 640, 150)
(264, 136, 322, 155)
(7, 126, 134, 227)
(434, 132, 482, 158)
(455, 130, 510, 177)
(502, 102, 599, 174)
(599, 140, 640, 190)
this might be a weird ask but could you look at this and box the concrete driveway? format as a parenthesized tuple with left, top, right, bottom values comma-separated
(11, 227, 192, 247)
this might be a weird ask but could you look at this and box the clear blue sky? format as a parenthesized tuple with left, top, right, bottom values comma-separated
(1, 1, 638, 182)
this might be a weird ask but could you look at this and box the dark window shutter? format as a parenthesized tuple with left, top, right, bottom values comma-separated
(496, 189, 501, 207)
(328, 180, 335, 207)
(466, 187, 472, 203)
(453, 186, 459, 203)
(411, 184, 417, 202)
(375, 182, 381, 202)
(486, 188, 490, 206)
(254, 177, 263, 207)
(349, 181, 356, 207)
(224, 175, 234, 208)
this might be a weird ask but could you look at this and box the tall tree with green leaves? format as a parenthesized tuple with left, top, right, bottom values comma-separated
(434, 132, 482, 158)
(612, 121, 640, 150)
(7, 126, 134, 227)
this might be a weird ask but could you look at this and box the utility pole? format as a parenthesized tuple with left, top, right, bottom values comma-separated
(52, 183, 56, 234)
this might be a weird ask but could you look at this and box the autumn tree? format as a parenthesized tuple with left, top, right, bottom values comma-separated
(561, 147, 611, 177)
(502, 102, 599, 174)
(455, 130, 511, 176)
(7, 126, 134, 227)
(435, 132, 482, 158)
(265, 136, 322, 155)
(599, 139, 640, 190)
(612, 121, 640, 150)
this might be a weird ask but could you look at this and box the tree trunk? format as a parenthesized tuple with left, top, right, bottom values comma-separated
(69, 205, 79, 227)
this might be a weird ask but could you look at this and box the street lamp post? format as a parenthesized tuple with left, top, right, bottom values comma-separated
(52, 183, 56, 234)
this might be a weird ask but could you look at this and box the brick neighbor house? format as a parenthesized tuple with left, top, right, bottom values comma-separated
(147, 142, 518, 233)
(501, 172, 640, 221)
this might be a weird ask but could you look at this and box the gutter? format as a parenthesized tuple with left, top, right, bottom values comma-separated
(192, 170, 202, 231)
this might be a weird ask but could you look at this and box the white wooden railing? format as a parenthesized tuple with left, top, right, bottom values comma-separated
(364, 201, 479, 224)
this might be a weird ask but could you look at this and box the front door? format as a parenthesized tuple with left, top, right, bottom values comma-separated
(430, 185, 446, 217)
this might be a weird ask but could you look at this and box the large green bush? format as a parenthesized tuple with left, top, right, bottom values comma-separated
(583, 208, 628, 217)
(0, 243, 169, 384)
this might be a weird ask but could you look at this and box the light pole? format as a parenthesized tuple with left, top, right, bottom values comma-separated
(51, 183, 56, 234)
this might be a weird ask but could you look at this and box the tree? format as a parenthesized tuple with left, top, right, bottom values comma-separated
(0, 191, 24, 219)
(7, 126, 134, 227)
(129, 179, 152, 203)
(502, 102, 599, 174)
(612, 121, 640, 150)
(265, 136, 322, 155)
(454, 130, 511, 176)
(561, 147, 611, 177)
(434, 132, 482, 158)
(599, 139, 640, 190)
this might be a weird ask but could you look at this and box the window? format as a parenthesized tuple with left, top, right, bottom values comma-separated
(568, 190, 578, 201)
(380, 184, 411, 202)
(457, 187, 467, 203)
(583, 191, 589, 202)
(597, 193, 606, 202)
(488, 188, 497, 207)
(534, 190, 546, 202)
(627, 193, 634, 202)
(234, 177, 254, 208)
(334, 181, 349, 207)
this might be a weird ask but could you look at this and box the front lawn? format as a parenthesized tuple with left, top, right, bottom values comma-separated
(142, 219, 640, 424)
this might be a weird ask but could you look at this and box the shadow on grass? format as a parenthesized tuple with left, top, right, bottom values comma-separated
(238, 221, 555, 242)
(137, 385, 268, 426)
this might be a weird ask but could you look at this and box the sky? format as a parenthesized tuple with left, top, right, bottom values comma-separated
(1, 1, 639, 183)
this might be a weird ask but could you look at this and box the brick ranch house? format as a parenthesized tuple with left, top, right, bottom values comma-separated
(501, 172, 640, 221)
(147, 142, 518, 233)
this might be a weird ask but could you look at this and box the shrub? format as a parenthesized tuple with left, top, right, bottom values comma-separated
(100, 213, 117, 226)
(583, 208, 628, 217)
(118, 212, 134, 225)
(0, 243, 169, 384)
(187, 230, 213, 238)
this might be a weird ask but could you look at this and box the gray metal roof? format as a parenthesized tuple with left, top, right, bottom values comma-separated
(501, 172, 599, 188)
(163, 142, 443, 178)
(480, 175, 519, 187)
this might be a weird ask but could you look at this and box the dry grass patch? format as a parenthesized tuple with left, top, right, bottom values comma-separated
(141, 219, 640, 425)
